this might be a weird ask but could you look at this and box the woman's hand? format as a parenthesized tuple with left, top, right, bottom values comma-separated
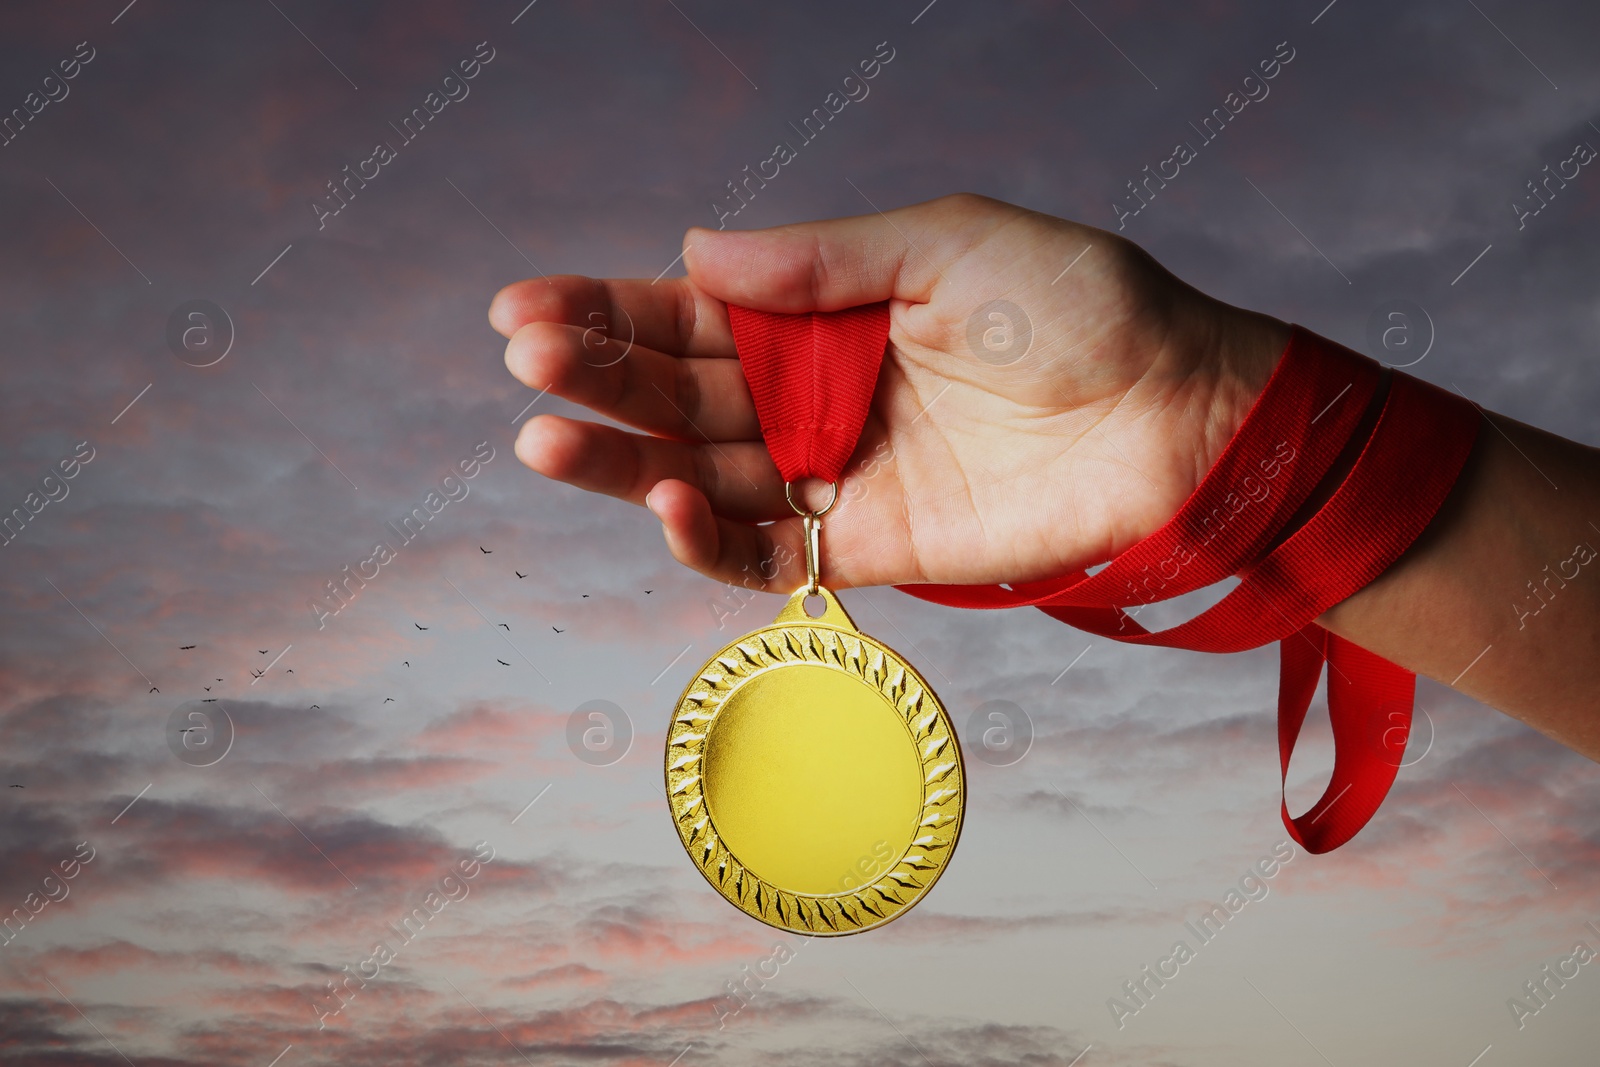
(492, 191, 1600, 759)
(491, 193, 1290, 592)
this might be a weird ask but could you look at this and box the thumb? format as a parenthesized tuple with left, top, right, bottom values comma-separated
(680, 192, 1008, 313)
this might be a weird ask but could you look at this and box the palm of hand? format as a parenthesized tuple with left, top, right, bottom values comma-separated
(818, 221, 1203, 588)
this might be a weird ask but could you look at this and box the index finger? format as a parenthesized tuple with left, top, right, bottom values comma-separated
(488, 274, 737, 358)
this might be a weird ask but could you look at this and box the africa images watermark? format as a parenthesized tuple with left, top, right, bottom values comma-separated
(1, 841, 97, 952)
(311, 40, 497, 230)
(309, 441, 495, 629)
(1506, 921, 1600, 1030)
(709, 40, 896, 230)
(1113, 40, 1297, 230)
(1513, 537, 1595, 630)
(1116, 439, 1297, 616)
(709, 840, 897, 1029)
(1107, 840, 1296, 1029)
(1511, 136, 1596, 230)
(0, 40, 96, 149)
(310, 840, 496, 1029)
(1, 439, 95, 548)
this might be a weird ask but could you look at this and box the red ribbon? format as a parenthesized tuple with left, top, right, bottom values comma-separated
(729, 308, 1478, 854)
(727, 302, 890, 484)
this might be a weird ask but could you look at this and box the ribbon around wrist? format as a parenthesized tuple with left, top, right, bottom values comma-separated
(727, 303, 1478, 856)
(897, 326, 1480, 854)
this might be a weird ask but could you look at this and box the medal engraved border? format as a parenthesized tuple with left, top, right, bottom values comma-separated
(665, 620, 964, 935)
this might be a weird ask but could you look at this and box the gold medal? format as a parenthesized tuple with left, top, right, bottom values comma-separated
(664, 483, 965, 935)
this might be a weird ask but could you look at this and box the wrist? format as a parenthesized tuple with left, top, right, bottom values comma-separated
(1166, 296, 1292, 498)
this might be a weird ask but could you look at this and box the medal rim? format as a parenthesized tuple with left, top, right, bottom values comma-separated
(664, 587, 965, 937)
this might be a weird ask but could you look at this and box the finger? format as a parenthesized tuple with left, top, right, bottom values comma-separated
(515, 415, 785, 521)
(681, 192, 1017, 312)
(644, 479, 808, 592)
(504, 320, 761, 442)
(488, 274, 735, 358)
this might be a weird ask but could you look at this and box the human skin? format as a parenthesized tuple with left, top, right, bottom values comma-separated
(491, 193, 1600, 760)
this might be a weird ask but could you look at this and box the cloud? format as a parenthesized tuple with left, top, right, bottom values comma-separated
(1, 2, 1596, 1064)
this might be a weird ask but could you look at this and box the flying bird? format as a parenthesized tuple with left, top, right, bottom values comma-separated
(403, 660, 410, 667)
(415, 623, 428, 631)
(258, 650, 269, 655)
(202, 699, 218, 703)
(645, 590, 653, 594)
(216, 678, 223, 682)
(9, 784, 22, 788)
(515, 570, 527, 579)
(250, 669, 264, 678)
(203, 687, 211, 692)
(179, 644, 196, 650)
(479, 546, 492, 554)
(383, 697, 395, 703)
(286, 669, 294, 674)
(149, 686, 159, 693)
(552, 626, 564, 633)
(581, 594, 589, 598)
(179, 727, 202, 733)
(498, 623, 510, 630)
(309, 704, 320, 709)
(496, 658, 510, 666)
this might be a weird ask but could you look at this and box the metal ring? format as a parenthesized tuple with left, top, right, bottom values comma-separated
(784, 479, 839, 519)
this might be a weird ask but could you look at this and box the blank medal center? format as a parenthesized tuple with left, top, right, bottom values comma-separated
(703, 663, 922, 896)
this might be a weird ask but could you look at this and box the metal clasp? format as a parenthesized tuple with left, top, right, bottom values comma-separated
(785, 480, 838, 596)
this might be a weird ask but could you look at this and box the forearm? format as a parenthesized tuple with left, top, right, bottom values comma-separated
(1316, 409, 1600, 757)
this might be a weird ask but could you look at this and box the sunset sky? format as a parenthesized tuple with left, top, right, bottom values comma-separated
(2, 1, 1598, 1065)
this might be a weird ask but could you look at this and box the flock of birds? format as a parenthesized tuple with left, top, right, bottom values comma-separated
(9, 546, 661, 791)
(148, 546, 658, 711)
